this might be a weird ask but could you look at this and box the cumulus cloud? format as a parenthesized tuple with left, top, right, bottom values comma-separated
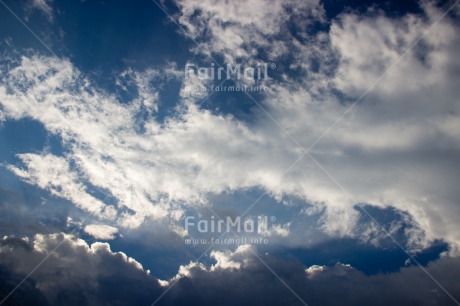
(2, 237, 458, 305)
(161, 244, 460, 306)
(0, 233, 163, 305)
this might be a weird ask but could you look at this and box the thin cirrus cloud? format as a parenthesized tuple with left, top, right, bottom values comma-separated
(25, 0, 54, 22)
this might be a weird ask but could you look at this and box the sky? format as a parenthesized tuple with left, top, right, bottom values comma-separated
(0, 0, 459, 305)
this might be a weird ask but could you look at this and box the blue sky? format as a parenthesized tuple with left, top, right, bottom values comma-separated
(0, 0, 460, 305)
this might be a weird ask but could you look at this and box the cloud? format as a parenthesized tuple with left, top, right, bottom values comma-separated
(0, 0, 459, 253)
(162, 244, 460, 306)
(174, 0, 325, 63)
(2, 236, 458, 305)
(0, 233, 164, 305)
(209, 244, 254, 271)
(257, 215, 291, 237)
(83, 224, 118, 240)
(7, 153, 117, 219)
(26, 0, 54, 22)
(2, 1, 460, 305)
(117, 63, 183, 113)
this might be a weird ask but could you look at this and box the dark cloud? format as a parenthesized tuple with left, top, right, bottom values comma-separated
(0, 234, 163, 306)
(165, 248, 460, 306)
(1, 234, 459, 306)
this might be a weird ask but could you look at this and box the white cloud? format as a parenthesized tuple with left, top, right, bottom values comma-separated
(26, 0, 54, 22)
(84, 224, 118, 240)
(174, 0, 324, 63)
(210, 250, 241, 270)
(210, 244, 254, 271)
(117, 63, 182, 113)
(305, 264, 326, 278)
(7, 153, 117, 219)
(258, 216, 291, 238)
(0, 1, 459, 252)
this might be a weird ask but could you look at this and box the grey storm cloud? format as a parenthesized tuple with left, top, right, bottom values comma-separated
(1, 235, 459, 306)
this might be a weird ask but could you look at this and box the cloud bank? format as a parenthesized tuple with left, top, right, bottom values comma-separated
(1, 236, 459, 305)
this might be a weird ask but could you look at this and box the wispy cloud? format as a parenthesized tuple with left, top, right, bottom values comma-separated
(1, 0, 459, 251)
(26, 0, 54, 22)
